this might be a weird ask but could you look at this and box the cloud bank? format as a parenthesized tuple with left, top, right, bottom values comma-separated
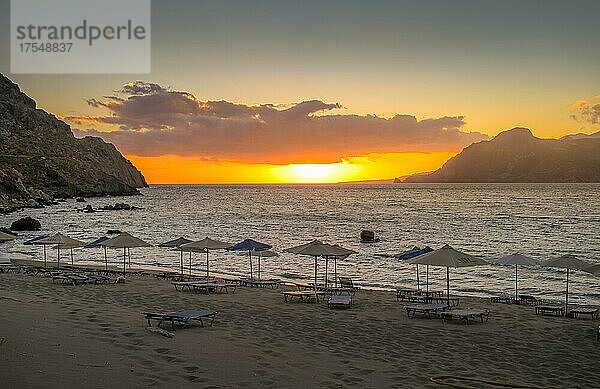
(67, 81, 488, 164)
(570, 96, 600, 125)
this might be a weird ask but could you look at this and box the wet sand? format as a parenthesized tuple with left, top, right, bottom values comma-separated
(1, 266, 599, 388)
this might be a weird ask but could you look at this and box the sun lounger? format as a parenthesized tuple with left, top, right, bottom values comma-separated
(282, 290, 326, 303)
(0, 256, 19, 273)
(490, 293, 515, 304)
(86, 274, 110, 284)
(142, 309, 217, 330)
(52, 274, 89, 285)
(328, 295, 352, 308)
(568, 307, 599, 320)
(519, 295, 544, 306)
(535, 305, 565, 316)
(239, 278, 281, 288)
(441, 309, 490, 324)
(405, 303, 449, 318)
(338, 277, 358, 295)
(171, 281, 236, 294)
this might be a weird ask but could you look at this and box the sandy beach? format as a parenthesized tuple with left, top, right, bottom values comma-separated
(1, 263, 599, 389)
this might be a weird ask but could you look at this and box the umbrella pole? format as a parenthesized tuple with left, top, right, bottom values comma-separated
(314, 256, 318, 287)
(104, 246, 108, 271)
(258, 255, 261, 281)
(515, 264, 518, 299)
(565, 268, 569, 316)
(189, 252, 192, 275)
(180, 251, 184, 275)
(249, 250, 253, 280)
(426, 265, 429, 296)
(334, 258, 338, 287)
(446, 267, 450, 308)
(325, 257, 328, 287)
(417, 264, 420, 291)
(128, 248, 131, 269)
(123, 247, 126, 277)
(57, 245, 61, 269)
(206, 250, 210, 281)
(43, 245, 47, 268)
(71, 248, 74, 265)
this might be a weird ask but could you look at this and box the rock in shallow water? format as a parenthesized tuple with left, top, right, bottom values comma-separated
(10, 216, 41, 231)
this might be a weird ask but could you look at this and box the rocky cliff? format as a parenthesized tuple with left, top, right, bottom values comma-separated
(0, 74, 147, 212)
(403, 127, 600, 183)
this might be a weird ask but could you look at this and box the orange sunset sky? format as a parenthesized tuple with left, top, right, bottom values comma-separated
(2, 1, 599, 183)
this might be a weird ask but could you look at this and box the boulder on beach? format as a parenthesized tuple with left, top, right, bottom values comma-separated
(10, 216, 41, 231)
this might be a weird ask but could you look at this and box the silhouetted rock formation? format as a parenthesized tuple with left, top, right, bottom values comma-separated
(403, 127, 600, 183)
(10, 216, 41, 231)
(0, 74, 147, 212)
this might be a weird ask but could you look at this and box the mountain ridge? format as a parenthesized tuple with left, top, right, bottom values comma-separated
(402, 127, 600, 183)
(0, 74, 148, 213)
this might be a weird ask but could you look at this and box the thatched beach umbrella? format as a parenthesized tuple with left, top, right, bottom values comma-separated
(410, 244, 487, 307)
(230, 239, 272, 280)
(543, 255, 593, 314)
(180, 237, 232, 280)
(495, 253, 538, 298)
(24, 235, 50, 268)
(103, 232, 152, 277)
(159, 237, 193, 275)
(36, 233, 85, 269)
(85, 236, 111, 270)
(284, 240, 350, 287)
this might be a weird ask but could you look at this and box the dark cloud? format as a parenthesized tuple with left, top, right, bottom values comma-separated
(67, 81, 489, 164)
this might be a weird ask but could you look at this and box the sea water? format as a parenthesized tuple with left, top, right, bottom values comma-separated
(2, 183, 599, 304)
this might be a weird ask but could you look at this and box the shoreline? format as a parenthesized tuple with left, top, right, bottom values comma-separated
(1, 269, 599, 388)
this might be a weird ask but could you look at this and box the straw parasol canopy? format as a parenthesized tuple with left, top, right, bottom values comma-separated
(230, 239, 272, 280)
(410, 244, 487, 306)
(102, 232, 152, 276)
(36, 233, 85, 269)
(495, 253, 538, 298)
(284, 240, 354, 287)
(179, 237, 232, 280)
(0, 231, 17, 242)
(543, 254, 593, 314)
(159, 237, 193, 275)
(584, 264, 600, 276)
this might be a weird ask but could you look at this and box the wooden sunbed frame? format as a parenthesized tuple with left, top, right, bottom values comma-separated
(171, 281, 236, 294)
(143, 309, 217, 330)
(568, 307, 599, 320)
(441, 310, 490, 325)
(239, 279, 281, 288)
(282, 290, 326, 303)
(405, 303, 449, 318)
(535, 305, 565, 316)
